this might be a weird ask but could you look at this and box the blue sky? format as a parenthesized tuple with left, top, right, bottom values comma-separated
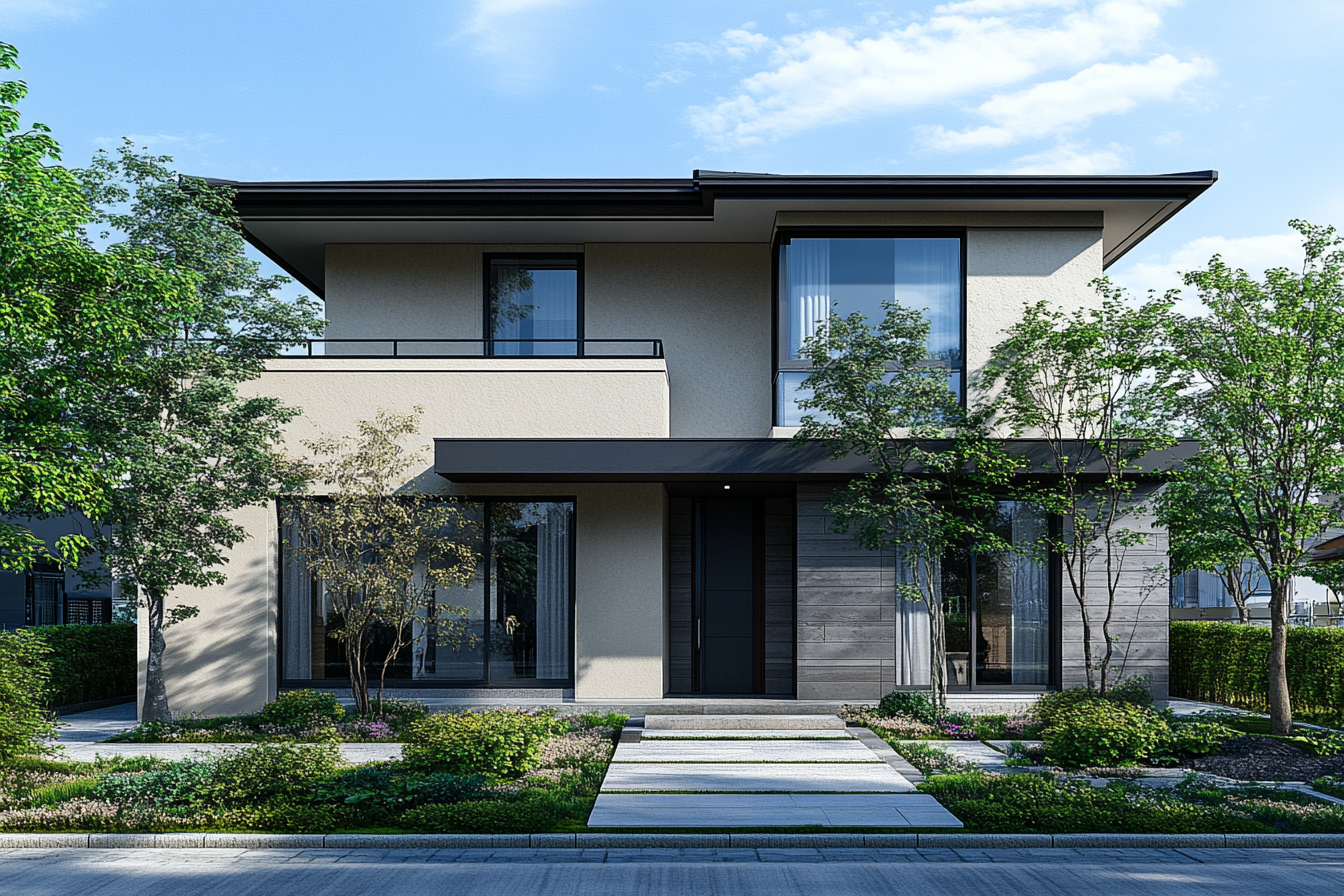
(4, 0, 1342, 306)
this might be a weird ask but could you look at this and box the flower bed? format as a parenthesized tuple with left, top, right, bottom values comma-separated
(0, 709, 625, 834)
(106, 691, 425, 744)
(890, 740, 1344, 834)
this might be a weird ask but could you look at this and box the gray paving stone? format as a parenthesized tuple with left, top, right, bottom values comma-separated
(1052, 833, 1227, 848)
(0, 834, 89, 848)
(1223, 834, 1344, 848)
(643, 714, 846, 730)
(641, 729, 853, 740)
(575, 834, 732, 848)
(599, 761, 916, 792)
(918, 834, 1051, 848)
(530, 834, 578, 847)
(322, 834, 492, 849)
(200, 834, 325, 849)
(88, 834, 206, 848)
(611, 740, 878, 763)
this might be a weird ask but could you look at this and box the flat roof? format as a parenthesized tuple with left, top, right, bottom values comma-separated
(212, 169, 1218, 297)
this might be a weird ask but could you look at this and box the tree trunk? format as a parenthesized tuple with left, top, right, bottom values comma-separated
(1268, 577, 1293, 735)
(141, 593, 171, 722)
(346, 633, 370, 716)
(1075, 595, 1096, 693)
(928, 592, 948, 708)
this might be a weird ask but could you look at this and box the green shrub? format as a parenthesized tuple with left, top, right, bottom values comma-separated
(411, 773, 493, 805)
(94, 759, 215, 807)
(1106, 676, 1156, 709)
(26, 777, 100, 807)
(0, 629, 59, 759)
(573, 712, 628, 730)
(260, 690, 346, 728)
(368, 697, 428, 730)
(1151, 718, 1236, 765)
(877, 691, 942, 725)
(1170, 621, 1344, 725)
(23, 623, 135, 707)
(1042, 700, 1170, 768)
(920, 772, 1273, 834)
(403, 710, 564, 776)
(403, 794, 563, 833)
(1034, 687, 1103, 727)
(1314, 775, 1344, 799)
(208, 743, 342, 804)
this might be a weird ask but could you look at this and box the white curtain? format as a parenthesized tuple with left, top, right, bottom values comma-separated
(893, 547, 933, 687)
(1009, 504, 1050, 685)
(785, 239, 831, 359)
(280, 516, 312, 680)
(893, 239, 961, 366)
(534, 503, 572, 679)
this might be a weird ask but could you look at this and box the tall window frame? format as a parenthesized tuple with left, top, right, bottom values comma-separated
(483, 253, 585, 357)
(276, 495, 578, 690)
(771, 229, 968, 427)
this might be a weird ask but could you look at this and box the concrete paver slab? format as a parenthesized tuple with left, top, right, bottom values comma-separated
(599, 762, 916, 792)
(612, 740, 878, 763)
(641, 729, 853, 740)
(588, 793, 960, 828)
(643, 715, 847, 730)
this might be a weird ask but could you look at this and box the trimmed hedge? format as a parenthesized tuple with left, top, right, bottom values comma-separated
(1169, 621, 1344, 722)
(24, 623, 136, 707)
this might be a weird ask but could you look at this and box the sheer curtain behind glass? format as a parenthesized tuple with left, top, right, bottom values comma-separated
(1008, 503, 1050, 685)
(490, 261, 578, 356)
(535, 502, 572, 679)
(893, 548, 933, 687)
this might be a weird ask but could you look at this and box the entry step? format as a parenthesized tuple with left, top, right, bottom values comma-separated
(642, 714, 846, 730)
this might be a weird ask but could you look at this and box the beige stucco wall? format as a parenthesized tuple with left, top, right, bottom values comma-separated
(256, 357, 669, 457)
(323, 242, 772, 438)
(138, 502, 276, 718)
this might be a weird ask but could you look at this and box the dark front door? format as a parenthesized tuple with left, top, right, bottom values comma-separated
(694, 498, 763, 694)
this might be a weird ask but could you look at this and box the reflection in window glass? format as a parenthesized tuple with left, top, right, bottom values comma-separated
(776, 237, 962, 425)
(489, 259, 579, 356)
(490, 502, 573, 680)
(280, 498, 574, 685)
(975, 502, 1050, 686)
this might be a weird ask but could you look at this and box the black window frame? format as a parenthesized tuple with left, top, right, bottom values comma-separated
(771, 228, 968, 427)
(276, 494, 578, 690)
(483, 253, 585, 357)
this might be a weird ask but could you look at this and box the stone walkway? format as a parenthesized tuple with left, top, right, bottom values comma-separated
(589, 715, 960, 829)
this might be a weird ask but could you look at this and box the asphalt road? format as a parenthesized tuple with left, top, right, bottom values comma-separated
(3, 848, 1343, 895)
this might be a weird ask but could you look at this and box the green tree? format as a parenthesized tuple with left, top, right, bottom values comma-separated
(0, 43, 192, 570)
(285, 408, 480, 715)
(792, 303, 1017, 706)
(80, 144, 322, 722)
(1156, 463, 1258, 623)
(1159, 220, 1344, 734)
(979, 290, 1174, 695)
(0, 628, 58, 759)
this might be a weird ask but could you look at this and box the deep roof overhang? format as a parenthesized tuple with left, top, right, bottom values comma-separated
(433, 438, 1200, 483)
(211, 169, 1218, 298)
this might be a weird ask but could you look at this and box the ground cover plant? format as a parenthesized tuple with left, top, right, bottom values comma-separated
(890, 740, 1344, 834)
(841, 691, 1041, 742)
(0, 709, 624, 834)
(106, 690, 425, 744)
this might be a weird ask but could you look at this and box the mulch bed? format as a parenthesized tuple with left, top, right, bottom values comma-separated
(1186, 736, 1344, 782)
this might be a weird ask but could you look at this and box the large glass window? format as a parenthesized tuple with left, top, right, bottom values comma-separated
(776, 235, 962, 426)
(280, 498, 574, 685)
(890, 502, 1052, 690)
(488, 256, 581, 356)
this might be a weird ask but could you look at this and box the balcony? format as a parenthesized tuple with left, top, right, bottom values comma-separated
(278, 338, 664, 358)
(254, 338, 670, 442)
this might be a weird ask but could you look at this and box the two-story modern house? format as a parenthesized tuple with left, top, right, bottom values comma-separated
(144, 170, 1216, 716)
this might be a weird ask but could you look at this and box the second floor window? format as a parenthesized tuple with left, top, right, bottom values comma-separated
(776, 234, 963, 426)
(487, 255, 582, 355)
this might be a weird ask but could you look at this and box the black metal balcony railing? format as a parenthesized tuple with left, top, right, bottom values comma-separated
(278, 338, 664, 359)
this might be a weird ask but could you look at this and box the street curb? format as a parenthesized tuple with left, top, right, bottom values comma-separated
(4, 832, 1344, 850)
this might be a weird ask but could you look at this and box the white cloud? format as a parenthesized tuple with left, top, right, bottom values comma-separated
(455, 0, 583, 90)
(924, 54, 1213, 150)
(1110, 233, 1305, 310)
(93, 133, 222, 152)
(997, 142, 1129, 173)
(646, 69, 692, 89)
(0, 0, 96, 27)
(687, 0, 1195, 149)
